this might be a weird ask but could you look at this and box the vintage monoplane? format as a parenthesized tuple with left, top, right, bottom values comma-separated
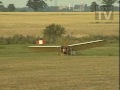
(28, 40, 106, 55)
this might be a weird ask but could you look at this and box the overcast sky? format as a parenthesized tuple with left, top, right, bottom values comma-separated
(0, 0, 119, 7)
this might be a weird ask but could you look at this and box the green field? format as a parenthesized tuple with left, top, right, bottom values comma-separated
(0, 43, 119, 90)
(0, 42, 119, 57)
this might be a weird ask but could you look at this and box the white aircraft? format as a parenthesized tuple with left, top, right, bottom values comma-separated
(28, 40, 106, 55)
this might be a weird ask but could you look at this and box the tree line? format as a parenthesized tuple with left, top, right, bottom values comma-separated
(0, 1, 15, 12)
(0, 0, 118, 12)
(90, 0, 118, 12)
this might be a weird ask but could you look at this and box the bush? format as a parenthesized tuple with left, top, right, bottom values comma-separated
(0, 37, 7, 45)
(0, 34, 41, 45)
(43, 24, 66, 44)
(0, 34, 119, 45)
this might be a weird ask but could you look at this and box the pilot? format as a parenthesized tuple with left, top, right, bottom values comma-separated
(61, 46, 67, 54)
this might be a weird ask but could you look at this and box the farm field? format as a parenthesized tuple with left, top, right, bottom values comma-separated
(0, 12, 119, 37)
(0, 43, 119, 90)
(0, 12, 119, 90)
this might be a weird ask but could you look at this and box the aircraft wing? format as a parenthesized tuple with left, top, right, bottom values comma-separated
(28, 46, 61, 52)
(68, 40, 106, 51)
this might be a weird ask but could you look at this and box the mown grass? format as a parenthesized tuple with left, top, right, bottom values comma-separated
(0, 12, 119, 37)
(0, 56, 119, 90)
(81, 43, 119, 56)
(0, 43, 119, 90)
(0, 42, 119, 57)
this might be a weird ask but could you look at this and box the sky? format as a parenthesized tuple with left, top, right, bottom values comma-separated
(0, 0, 119, 8)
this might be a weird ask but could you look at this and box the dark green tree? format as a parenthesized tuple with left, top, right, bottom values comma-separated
(102, 0, 117, 5)
(118, 0, 120, 3)
(90, 2, 99, 12)
(8, 4, 15, 12)
(0, 1, 4, 10)
(0, 1, 4, 7)
(43, 24, 66, 43)
(0, 2, 8, 12)
(26, 0, 47, 11)
(101, 0, 117, 11)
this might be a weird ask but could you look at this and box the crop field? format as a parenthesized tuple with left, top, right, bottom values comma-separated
(0, 12, 119, 37)
(0, 43, 119, 90)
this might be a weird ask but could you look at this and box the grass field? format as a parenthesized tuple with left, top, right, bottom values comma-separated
(0, 43, 119, 90)
(0, 12, 119, 37)
(0, 56, 119, 90)
(0, 12, 119, 90)
(0, 42, 119, 57)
